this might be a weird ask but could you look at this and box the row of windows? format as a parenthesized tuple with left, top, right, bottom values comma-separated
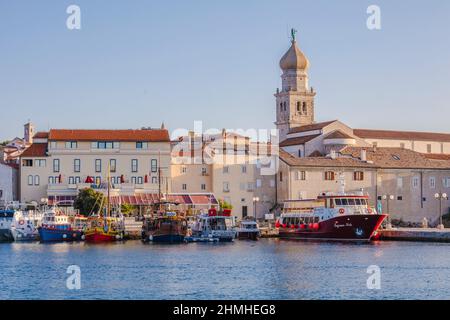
(292, 171, 364, 181)
(180, 166, 208, 175)
(49, 141, 153, 150)
(222, 165, 248, 174)
(279, 101, 308, 114)
(28, 175, 161, 187)
(47, 159, 158, 173)
(181, 183, 207, 191)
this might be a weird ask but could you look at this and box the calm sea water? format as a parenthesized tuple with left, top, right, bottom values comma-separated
(1, 239, 449, 300)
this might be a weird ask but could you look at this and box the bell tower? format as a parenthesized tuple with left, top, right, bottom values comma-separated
(275, 29, 316, 141)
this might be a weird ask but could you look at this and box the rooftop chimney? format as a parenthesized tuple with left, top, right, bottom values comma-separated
(360, 149, 367, 162)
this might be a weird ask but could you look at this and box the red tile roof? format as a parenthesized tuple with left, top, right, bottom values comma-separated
(279, 149, 376, 168)
(280, 134, 320, 147)
(324, 130, 354, 140)
(48, 129, 170, 142)
(353, 129, 450, 142)
(34, 132, 49, 139)
(288, 120, 337, 134)
(21, 143, 48, 157)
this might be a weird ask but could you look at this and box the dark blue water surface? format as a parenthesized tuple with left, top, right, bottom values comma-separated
(1, 239, 449, 300)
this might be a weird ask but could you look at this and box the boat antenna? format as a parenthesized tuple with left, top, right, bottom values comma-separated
(158, 150, 162, 211)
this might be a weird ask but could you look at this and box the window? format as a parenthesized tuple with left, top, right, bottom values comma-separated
(241, 165, 247, 174)
(443, 177, 450, 188)
(353, 171, 364, 181)
(23, 159, 33, 167)
(27, 175, 33, 186)
(96, 141, 117, 149)
(65, 141, 77, 149)
(53, 159, 60, 173)
(283, 101, 287, 111)
(279, 172, 283, 182)
(131, 159, 138, 173)
(74, 159, 81, 172)
(397, 177, 403, 188)
(427, 144, 432, 153)
(201, 167, 207, 175)
(182, 184, 187, 191)
(110, 159, 116, 173)
(181, 166, 187, 174)
(302, 102, 307, 114)
(48, 176, 55, 185)
(270, 179, 275, 188)
(36, 159, 46, 167)
(151, 159, 158, 173)
(137, 177, 143, 184)
(412, 176, 420, 189)
(136, 142, 148, 149)
(95, 159, 102, 173)
(75, 177, 81, 184)
(397, 196, 403, 201)
(69, 177, 75, 185)
(223, 182, 230, 192)
(325, 171, 335, 181)
(201, 183, 206, 191)
(256, 179, 262, 188)
(131, 177, 137, 184)
(95, 177, 101, 185)
(223, 166, 229, 174)
(151, 176, 158, 184)
(296, 171, 306, 181)
(50, 141, 57, 149)
(297, 102, 301, 112)
(430, 177, 436, 189)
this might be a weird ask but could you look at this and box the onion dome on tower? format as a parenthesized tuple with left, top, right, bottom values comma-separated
(279, 30, 309, 71)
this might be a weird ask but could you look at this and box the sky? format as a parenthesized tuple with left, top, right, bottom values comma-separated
(1, 0, 450, 140)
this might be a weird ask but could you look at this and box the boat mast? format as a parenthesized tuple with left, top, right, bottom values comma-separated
(158, 150, 162, 212)
(107, 163, 111, 219)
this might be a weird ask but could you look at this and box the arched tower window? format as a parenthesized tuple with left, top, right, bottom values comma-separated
(283, 101, 287, 111)
(302, 102, 307, 115)
(280, 103, 283, 111)
(297, 102, 301, 112)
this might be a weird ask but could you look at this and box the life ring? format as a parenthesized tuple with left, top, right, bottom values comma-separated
(339, 208, 345, 214)
(19, 220, 25, 225)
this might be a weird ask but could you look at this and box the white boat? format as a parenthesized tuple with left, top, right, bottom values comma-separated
(10, 210, 43, 241)
(236, 217, 260, 240)
(191, 208, 236, 242)
(0, 208, 15, 242)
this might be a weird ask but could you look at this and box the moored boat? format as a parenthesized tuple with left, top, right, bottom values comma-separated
(0, 208, 15, 242)
(276, 175, 387, 242)
(10, 210, 43, 241)
(236, 217, 260, 240)
(191, 208, 236, 242)
(38, 208, 83, 242)
(142, 202, 188, 243)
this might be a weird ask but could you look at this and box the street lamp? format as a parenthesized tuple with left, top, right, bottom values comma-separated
(434, 192, 447, 230)
(381, 194, 395, 228)
(252, 196, 260, 220)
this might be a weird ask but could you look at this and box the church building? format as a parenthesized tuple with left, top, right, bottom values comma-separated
(276, 31, 450, 225)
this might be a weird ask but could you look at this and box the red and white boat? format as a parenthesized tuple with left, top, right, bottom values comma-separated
(276, 177, 387, 242)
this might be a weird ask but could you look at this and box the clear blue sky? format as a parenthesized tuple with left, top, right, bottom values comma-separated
(1, 0, 449, 140)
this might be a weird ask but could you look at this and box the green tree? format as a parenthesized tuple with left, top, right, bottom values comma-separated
(219, 199, 233, 210)
(121, 203, 136, 216)
(73, 188, 104, 216)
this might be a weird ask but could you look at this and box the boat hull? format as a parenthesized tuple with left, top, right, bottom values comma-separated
(11, 228, 39, 241)
(85, 232, 117, 243)
(0, 229, 13, 242)
(237, 231, 260, 241)
(144, 233, 185, 243)
(279, 214, 387, 242)
(38, 228, 83, 242)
